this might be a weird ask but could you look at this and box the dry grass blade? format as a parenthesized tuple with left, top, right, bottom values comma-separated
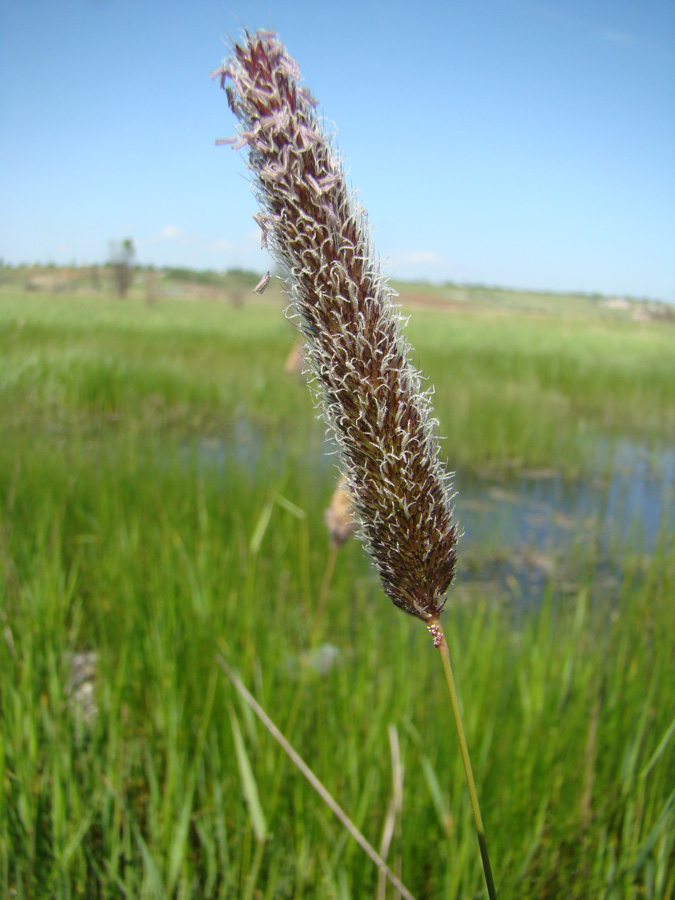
(377, 724, 405, 900)
(217, 656, 417, 900)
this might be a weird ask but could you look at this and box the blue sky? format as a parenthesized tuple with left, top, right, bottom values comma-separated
(1, 0, 673, 300)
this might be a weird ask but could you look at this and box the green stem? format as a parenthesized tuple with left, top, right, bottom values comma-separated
(430, 616, 498, 900)
(310, 542, 339, 644)
(241, 837, 265, 900)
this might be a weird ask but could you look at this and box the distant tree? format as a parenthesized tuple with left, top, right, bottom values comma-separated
(109, 238, 136, 297)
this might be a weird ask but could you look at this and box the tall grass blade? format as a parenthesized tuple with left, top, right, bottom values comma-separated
(640, 711, 675, 780)
(631, 787, 675, 876)
(420, 754, 453, 840)
(218, 656, 417, 900)
(228, 706, 267, 844)
(249, 497, 275, 557)
(378, 724, 404, 899)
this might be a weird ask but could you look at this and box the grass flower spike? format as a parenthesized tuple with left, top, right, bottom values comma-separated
(215, 31, 497, 899)
(325, 475, 356, 550)
(214, 31, 457, 625)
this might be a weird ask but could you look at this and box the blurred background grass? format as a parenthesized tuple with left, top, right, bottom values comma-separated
(1, 282, 674, 898)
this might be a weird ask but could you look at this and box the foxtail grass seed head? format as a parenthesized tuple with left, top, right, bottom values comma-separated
(325, 475, 357, 549)
(214, 31, 458, 621)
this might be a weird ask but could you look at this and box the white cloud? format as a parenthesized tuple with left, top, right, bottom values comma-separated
(160, 225, 184, 240)
(399, 250, 447, 266)
(138, 225, 187, 249)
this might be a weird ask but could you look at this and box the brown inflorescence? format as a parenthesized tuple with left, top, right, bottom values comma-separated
(214, 31, 458, 621)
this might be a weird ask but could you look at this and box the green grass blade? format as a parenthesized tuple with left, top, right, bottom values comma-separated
(640, 712, 675, 780)
(228, 705, 267, 843)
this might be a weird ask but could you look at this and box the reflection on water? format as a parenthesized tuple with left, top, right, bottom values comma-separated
(185, 422, 674, 606)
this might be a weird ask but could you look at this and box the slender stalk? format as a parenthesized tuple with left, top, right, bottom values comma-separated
(428, 616, 498, 900)
(310, 542, 339, 644)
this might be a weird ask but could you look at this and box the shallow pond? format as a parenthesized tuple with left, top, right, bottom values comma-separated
(454, 438, 674, 604)
(185, 424, 674, 606)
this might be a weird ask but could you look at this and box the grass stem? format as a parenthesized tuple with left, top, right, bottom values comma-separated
(430, 617, 498, 900)
(311, 542, 339, 644)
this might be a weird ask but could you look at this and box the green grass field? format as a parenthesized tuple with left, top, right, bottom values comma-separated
(1, 287, 674, 898)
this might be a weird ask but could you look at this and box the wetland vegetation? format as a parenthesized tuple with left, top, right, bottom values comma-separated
(1, 280, 674, 898)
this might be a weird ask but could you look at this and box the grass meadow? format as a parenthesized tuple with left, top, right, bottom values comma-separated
(1, 287, 674, 898)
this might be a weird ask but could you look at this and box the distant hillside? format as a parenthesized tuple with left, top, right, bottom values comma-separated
(0, 263, 671, 322)
(392, 279, 674, 321)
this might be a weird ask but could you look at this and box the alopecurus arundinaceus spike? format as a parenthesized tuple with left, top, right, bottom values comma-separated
(213, 31, 458, 623)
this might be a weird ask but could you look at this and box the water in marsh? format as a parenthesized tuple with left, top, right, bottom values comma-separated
(186, 425, 674, 607)
(455, 439, 674, 605)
